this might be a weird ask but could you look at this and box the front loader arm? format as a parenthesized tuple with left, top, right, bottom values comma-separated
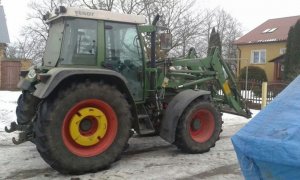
(209, 48, 251, 118)
(165, 48, 251, 118)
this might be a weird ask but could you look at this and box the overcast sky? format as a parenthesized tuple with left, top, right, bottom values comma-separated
(1, 0, 300, 43)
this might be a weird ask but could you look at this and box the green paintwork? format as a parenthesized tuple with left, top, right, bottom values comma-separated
(163, 48, 250, 117)
(97, 20, 105, 66)
(144, 67, 158, 97)
(176, 77, 215, 89)
(137, 25, 156, 33)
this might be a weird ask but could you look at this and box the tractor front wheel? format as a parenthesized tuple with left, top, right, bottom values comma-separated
(35, 82, 131, 174)
(175, 100, 222, 153)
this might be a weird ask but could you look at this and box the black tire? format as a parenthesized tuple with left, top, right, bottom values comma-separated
(16, 91, 40, 125)
(175, 100, 223, 153)
(35, 82, 132, 174)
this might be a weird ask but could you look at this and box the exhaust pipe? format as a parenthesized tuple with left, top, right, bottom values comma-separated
(150, 14, 160, 91)
(150, 14, 160, 68)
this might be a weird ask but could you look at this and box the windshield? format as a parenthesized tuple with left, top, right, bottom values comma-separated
(43, 19, 64, 67)
(104, 22, 142, 68)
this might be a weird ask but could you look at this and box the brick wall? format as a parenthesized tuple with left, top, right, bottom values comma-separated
(0, 43, 33, 89)
(0, 61, 21, 90)
(0, 43, 5, 86)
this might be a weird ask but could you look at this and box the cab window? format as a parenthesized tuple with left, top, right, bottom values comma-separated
(104, 22, 142, 69)
(104, 22, 143, 101)
(60, 19, 97, 65)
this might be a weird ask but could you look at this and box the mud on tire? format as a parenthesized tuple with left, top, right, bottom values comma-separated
(175, 100, 223, 153)
(35, 82, 132, 174)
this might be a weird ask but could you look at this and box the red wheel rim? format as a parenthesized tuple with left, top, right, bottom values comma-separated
(62, 99, 118, 157)
(189, 109, 215, 143)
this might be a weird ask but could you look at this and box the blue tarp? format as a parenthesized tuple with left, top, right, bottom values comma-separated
(232, 76, 300, 180)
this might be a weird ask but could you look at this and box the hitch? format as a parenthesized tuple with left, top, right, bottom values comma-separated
(4, 122, 33, 145)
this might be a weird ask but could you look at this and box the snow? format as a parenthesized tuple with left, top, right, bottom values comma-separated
(223, 109, 259, 125)
(0, 91, 21, 145)
(0, 91, 259, 179)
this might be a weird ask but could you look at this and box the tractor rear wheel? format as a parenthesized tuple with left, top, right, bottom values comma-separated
(175, 100, 222, 153)
(16, 91, 40, 125)
(35, 82, 131, 174)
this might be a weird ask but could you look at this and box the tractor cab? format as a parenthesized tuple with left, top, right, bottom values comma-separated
(43, 7, 147, 67)
(42, 7, 171, 101)
(42, 7, 148, 101)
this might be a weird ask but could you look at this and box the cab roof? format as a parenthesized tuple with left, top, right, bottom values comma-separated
(47, 7, 146, 24)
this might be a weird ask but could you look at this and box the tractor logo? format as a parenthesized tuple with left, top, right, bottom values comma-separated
(75, 11, 95, 17)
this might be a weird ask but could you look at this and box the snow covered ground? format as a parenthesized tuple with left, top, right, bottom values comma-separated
(0, 91, 21, 146)
(0, 91, 259, 180)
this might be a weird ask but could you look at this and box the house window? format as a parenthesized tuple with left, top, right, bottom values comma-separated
(262, 29, 271, 33)
(262, 28, 277, 33)
(280, 48, 286, 55)
(269, 28, 277, 33)
(251, 49, 266, 64)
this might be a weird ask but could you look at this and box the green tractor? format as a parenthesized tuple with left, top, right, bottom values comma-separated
(5, 6, 251, 174)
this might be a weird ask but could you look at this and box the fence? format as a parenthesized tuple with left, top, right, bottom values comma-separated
(238, 80, 288, 109)
(0, 60, 32, 90)
(0, 61, 21, 90)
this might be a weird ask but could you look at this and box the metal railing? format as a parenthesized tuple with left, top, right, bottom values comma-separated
(237, 80, 288, 109)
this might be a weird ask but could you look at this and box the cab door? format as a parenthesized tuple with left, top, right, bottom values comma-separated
(104, 22, 144, 101)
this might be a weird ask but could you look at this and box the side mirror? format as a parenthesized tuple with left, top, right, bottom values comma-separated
(160, 33, 172, 50)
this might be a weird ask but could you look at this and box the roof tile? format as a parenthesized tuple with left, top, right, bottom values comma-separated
(235, 15, 300, 45)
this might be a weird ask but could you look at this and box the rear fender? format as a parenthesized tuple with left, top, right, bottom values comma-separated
(33, 68, 129, 99)
(31, 68, 139, 128)
(160, 89, 211, 143)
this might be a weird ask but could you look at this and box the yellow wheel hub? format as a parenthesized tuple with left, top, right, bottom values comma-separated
(69, 107, 107, 146)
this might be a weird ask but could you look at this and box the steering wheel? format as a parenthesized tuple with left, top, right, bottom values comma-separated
(103, 57, 122, 71)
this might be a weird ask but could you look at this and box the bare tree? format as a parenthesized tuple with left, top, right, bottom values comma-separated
(213, 9, 242, 59)
(116, 0, 149, 15)
(6, 33, 44, 62)
(84, 0, 206, 57)
(15, 0, 242, 64)
(82, 0, 114, 10)
(5, 45, 18, 59)
(188, 8, 242, 59)
(126, 0, 204, 57)
(16, 0, 81, 64)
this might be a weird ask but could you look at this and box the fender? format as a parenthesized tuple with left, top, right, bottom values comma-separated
(32, 67, 130, 99)
(18, 67, 140, 131)
(159, 89, 211, 143)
